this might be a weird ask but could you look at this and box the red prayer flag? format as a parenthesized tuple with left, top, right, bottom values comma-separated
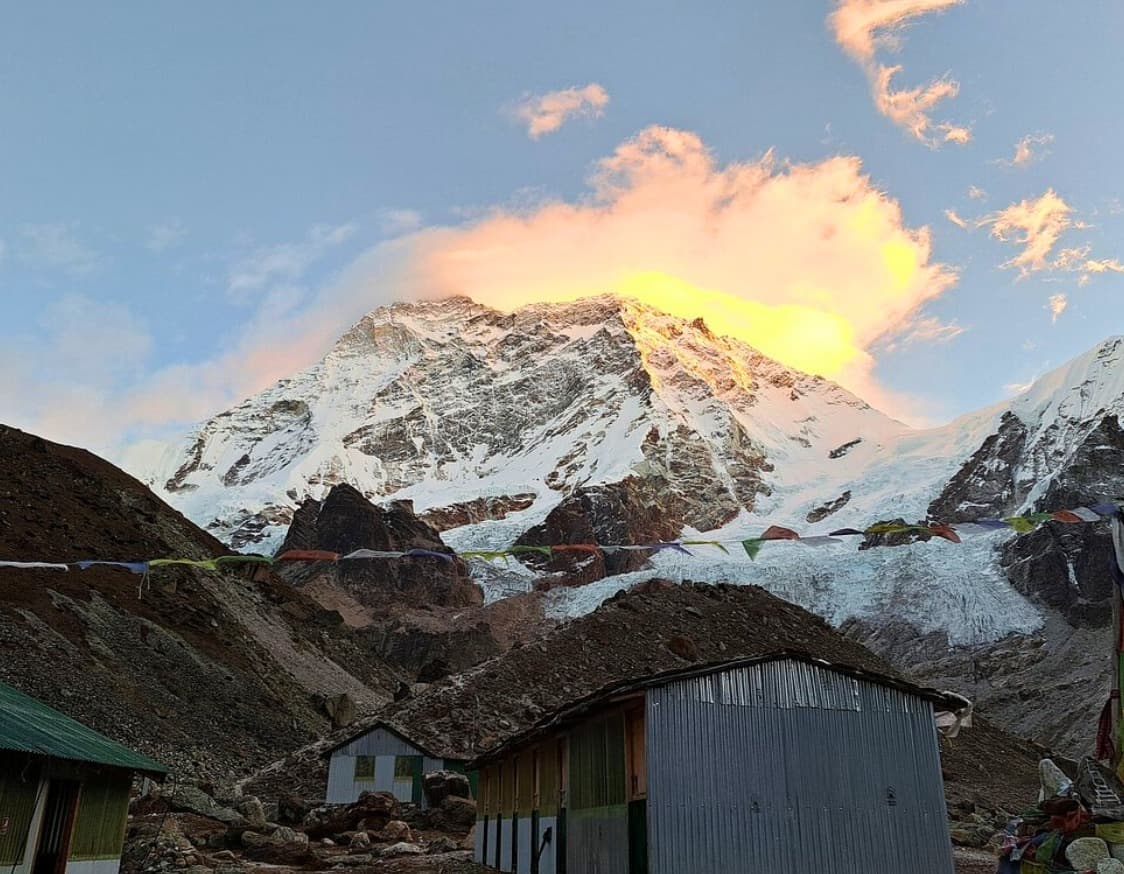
(761, 525, 800, 541)
(276, 549, 340, 562)
(1050, 510, 1084, 524)
(927, 524, 961, 544)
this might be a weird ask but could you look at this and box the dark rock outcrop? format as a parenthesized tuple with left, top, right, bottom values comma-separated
(513, 477, 684, 586)
(276, 484, 483, 612)
(999, 416, 1124, 627)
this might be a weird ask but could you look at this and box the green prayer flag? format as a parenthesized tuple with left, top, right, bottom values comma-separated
(741, 538, 763, 560)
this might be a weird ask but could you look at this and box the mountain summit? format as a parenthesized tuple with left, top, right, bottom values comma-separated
(138, 297, 1124, 751)
(145, 294, 906, 549)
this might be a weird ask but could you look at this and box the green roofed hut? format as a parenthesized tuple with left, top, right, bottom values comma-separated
(0, 679, 167, 874)
(468, 652, 972, 874)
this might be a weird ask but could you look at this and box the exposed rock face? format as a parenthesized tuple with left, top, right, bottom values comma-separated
(420, 494, 537, 532)
(1000, 416, 1124, 628)
(357, 619, 502, 678)
(276, 484, 483, 612)
(513, 477, 685, 585)
(929, 412, 1029, 521)
(806, 490, 851, 523)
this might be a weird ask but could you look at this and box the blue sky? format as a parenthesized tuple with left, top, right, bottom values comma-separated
(2, 1, 1123, 454)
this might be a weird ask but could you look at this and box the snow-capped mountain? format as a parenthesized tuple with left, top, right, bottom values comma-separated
(140, 298, 1124, 636)
(137, 297, 1124, 752)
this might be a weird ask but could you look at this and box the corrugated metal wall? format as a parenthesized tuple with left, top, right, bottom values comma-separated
(0, 756, 42, 867)
(645, 660, 954, 874)
(326, 728, 444, 805)
(567, 714, 629, 874)
(69, 773, 131, 861)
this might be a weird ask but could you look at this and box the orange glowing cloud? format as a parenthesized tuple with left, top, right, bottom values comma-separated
(413, 126, 957, 405)
(829, 0, 970, 146)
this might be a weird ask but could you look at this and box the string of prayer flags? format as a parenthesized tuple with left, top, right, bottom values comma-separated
(2, 501, 1121, 579)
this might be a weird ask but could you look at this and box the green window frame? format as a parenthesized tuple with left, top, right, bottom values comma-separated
(354, 756, 375, 780)
(393, 756, 415, 780)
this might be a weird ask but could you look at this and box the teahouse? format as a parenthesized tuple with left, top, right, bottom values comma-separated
(0, 679, 167, 874)
(469, 652, 970, 874)
(324, 721, 471, 806)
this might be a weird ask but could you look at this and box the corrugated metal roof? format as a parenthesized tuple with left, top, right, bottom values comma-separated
(0, 680, 168, 777)
(468, 650, 973, 768)
(321, 720, 456, 761)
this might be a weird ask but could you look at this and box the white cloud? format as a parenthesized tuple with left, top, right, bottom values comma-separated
(996, 133, 1054, 169)
(147, 219, 187, 252)
(944, 208, 969, 229)
(967, 185, 986, 200)
(512, 83, 610, 139)
(878, 313, 964, 353)
(227, 223, 356, 298)
(982, 189, 1074, 275)
(971, 190, 1123, 286)
(829, 0, 970, 146)
(1047, 292, 1067, 323)
(18, 223, 103, 276)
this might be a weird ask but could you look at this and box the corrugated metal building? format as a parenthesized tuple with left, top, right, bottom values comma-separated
(324, 722, 470, 806)
(0, 679, 168, 874)
(469, 652, 968, 874)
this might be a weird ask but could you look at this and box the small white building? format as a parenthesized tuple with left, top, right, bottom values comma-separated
(324, 721, 470, 806)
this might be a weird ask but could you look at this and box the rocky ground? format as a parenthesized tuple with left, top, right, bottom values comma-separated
(121, 780, 1004, 874)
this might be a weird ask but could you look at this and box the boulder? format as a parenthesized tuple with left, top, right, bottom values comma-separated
(439, 796, 477, 830)
(304, 791, 400, 840)
(459, 825, 476, 852)
(423, 771, 472, 807)
(1068, 837, 1111, 871)
(381, 842, 425, 858)
(380, 820, 414, 843)
(168, 785, 244, 826)
(427, 836, 459, 854)
(349, 831, 371, 849)
(236, 797, 267, 830)
(278, 795, 308, 825)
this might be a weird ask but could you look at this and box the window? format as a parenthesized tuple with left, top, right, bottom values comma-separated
(394, 756, 416, 780)
(354, 756, 375, 781)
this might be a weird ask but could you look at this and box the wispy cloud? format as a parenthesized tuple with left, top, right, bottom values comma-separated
(879, 314, 964, 353)
(378, 209, 423, 237)
(982, 189, 1074, 275)
(512, 83, 610, 139)
(829, 0, 970, 146)
(996, 133, 1053, 169)
(18, 223, 103, 276)
(967, 185, 986, 200)
(963, 189, 1123, 286)
(944, 208, 969, 229)
(1047, 292, 1067, 323)
(147, 219, 188, 252)
(227, 223, 356, 298)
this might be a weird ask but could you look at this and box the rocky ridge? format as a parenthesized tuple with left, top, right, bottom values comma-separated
(0, 424, 400, 780)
